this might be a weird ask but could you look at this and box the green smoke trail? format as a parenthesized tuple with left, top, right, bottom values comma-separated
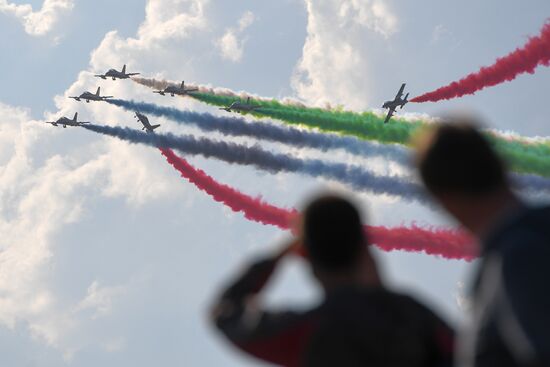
(191, 92, 423, 142)
(487, 135, 550, 176)
(189, 92, 550, 178)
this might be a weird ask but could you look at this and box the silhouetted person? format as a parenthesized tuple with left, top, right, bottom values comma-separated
(415, 120, 550, 367)
(210, 194, 454, 367)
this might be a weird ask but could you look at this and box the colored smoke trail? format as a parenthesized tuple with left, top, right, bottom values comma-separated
(513, 173, 550, 195)
(133, 78, 550, 178)
(160, 148, 295, 229)
(106, 99, 550, 195)
(160, 148, 477, 260)
(107, 99, 410, 166)
(132, 77, 307, 107)
(411, 20, 550, 103)
(191, 93, 550, 179)
(132, 77, 420, 144)
(190, 91, 419, 144)
(82, 124, 427, 203)
(132, 77, 173, 91)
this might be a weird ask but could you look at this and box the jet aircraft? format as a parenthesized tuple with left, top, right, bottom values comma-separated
(45, 113, 89, 128)
(220, 97, 262, 113)
(69, 87, 113, 102)
(382, 83, 409, 123)
(153, 81, 198, 96)
(94, 64, 140, 80)
(134, 112, 160, 133)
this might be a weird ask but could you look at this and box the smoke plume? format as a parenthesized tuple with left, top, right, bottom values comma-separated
(411, 20, 550, 103)
(132, 79, 550, 178)
(107, 99, 410, 166)
(160, 148, 477, 260)
(105, 100, 550, 194)
(82, 124, 427, 203)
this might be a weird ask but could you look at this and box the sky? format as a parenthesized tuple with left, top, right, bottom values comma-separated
(0, 0, 549, 366)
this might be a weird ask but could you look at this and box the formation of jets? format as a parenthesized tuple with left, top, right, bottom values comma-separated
(51, 64, 172, 134)
(45, 113, 89, 128)
(153, 81, 198, 97)
(94, 64, 140, 80)
(49, 64, 161, 133)
(49, 61, 410, 136)
(220, 97, 262, 114)
(69, 87, 113, 103)
(382, 83, 409, 123)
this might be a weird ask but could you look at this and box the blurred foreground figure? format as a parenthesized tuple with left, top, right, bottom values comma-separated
(416, 121, 550, 367)
(210, 194, 454, 367)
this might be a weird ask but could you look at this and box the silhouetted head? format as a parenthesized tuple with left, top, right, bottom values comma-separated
(415, 118, 518, 235)
(301, 194, 378, 290)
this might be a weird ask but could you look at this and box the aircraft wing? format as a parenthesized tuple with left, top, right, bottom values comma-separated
(45, 121, 58, 126)
(394, 83, 406, 99)
(69, 96, 80, 100)
(138, 115, 150, 125)
(94, 74, 107, 79)
(384, 107, 396, 124)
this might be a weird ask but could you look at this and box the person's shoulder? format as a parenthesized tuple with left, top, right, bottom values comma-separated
(378, 290, 449, 323)
(356, 288, 431, 311)
(487, 207, 550, 290)
(522, 205, 550, 230)
(489, 205, 550, 255)
(382, 289, 431, 307)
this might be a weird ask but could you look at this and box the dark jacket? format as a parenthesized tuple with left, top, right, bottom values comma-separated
(212, 255, 454, 367)
(459, 206, 550, 367)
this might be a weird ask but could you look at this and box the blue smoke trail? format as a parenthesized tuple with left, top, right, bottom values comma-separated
(104, 100, 550, 197)
(106, 99, 410, 166)
(512, 173, 550, 195)
(82, 124, 427, 203)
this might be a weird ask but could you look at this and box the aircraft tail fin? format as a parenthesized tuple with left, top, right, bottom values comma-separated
(96, 87, 100, 96)
(181, 81, 185, 89)
(401, 93, 409, 109)
(151, 124, 160, 130)
(122, 64, 126, 74)
(247, 96, 250, 104)
(73, 112, 78, 122)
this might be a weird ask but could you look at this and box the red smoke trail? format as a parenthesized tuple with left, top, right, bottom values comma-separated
(160, 148, 296, 229)
(411, 20, 550, 103)
(160, 148, 477, 260)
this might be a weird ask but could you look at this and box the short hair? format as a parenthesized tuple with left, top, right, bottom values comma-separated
(416, 121, 507, 196)
(302, 195, 366, 272)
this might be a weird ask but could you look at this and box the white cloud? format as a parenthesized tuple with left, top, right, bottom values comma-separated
(339, 0, 398, 38)
(101, 336, 126, 353)
(0, 0, 74, 36)
(216, 10, 255, 62)
(88, 0, 210, 78)
(0, 0, 212, 357)
(75, 281, 124, 319)
(0, 72, 194, 357)
(292, 0, 398, 109)
(135, 0, 208, 45)
(432, 24, 450, 44)
(0, 104, 183, 359)
(0, 103, 102, 350)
